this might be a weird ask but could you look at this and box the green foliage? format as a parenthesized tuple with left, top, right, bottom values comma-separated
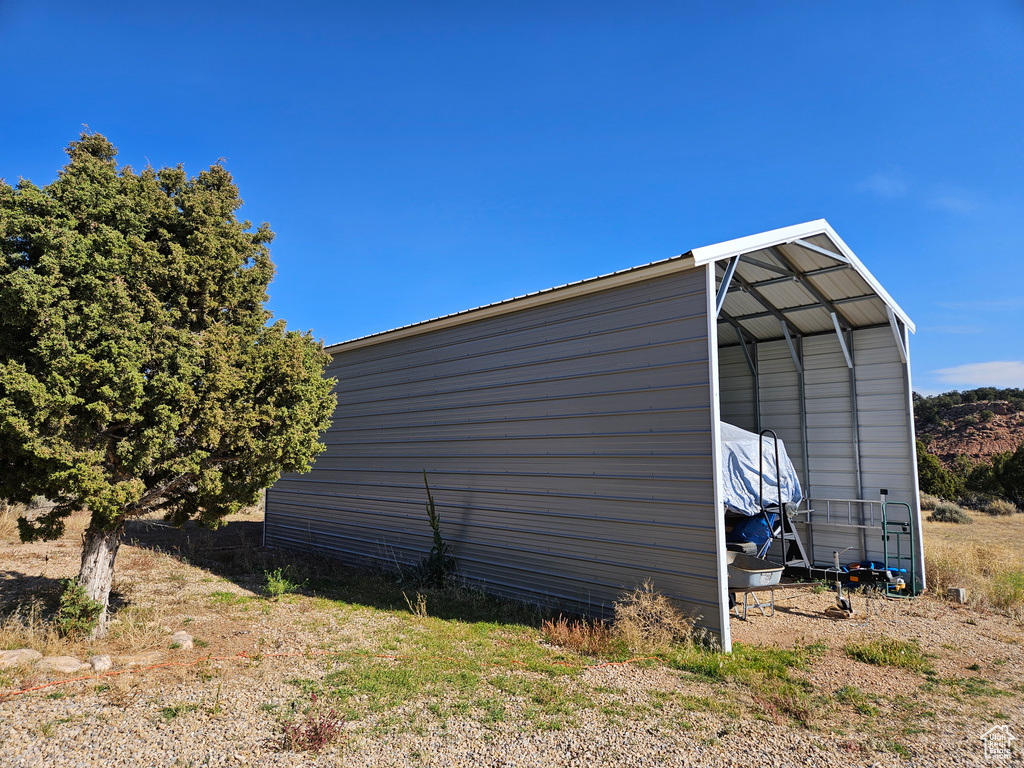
(414, 471, 457, 586)
(0, 133, 336, 543)
(265, 566, 305, 599)
(844, 637, 933, 674)
(928, 502, 972, 524)
(916, 440, 962, 499)
(55, 578, 103, 637)
(913, 388, 1024, 424)
(964, 443, 1024, 506)
(979, 409, 995, 423)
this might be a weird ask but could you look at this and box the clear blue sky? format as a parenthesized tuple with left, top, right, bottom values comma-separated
(2, 1, 1022, 394)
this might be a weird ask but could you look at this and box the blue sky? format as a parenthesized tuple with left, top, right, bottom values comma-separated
(2, 1, 1022, 394)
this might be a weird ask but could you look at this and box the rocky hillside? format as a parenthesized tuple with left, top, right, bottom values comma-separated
(915, 399, 1024, 469)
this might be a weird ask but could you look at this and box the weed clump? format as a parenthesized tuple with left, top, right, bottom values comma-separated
(919, 494, 940, 511)
(928, 502, 972, 524)
(264, 567, 304, 599)
(612, 581, 694, 654)
(280, 694, 346, 753)
(414, 471, 457, 586)
(541, 616, 618, 657)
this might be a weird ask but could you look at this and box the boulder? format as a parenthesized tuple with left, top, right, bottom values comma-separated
(119, 650, 162, 668)
(0, 649, 43, 669)
(170, 631, 194, 651)
(88, 654, 113, 672)
(36, 656, 89, 674)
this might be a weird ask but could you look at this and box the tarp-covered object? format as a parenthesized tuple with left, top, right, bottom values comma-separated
(720, 423, 802, 516)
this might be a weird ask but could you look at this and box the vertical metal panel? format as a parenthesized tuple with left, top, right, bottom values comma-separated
(266, 268, 723, 636)
(717, 346, 756, 432)
(754, 341, 806, 480)
(852, 326, 921, 572)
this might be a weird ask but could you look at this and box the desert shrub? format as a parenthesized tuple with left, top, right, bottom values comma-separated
(928, 502, 972, 524)
(919, 494, 940, 511)
(958, 490, 995, 511)
(979, 409, 995, 423)
(984, 499, 1017, 517)
(55, 579, 103, 638)
(964, 414, 979, 426)
(612, 580, 694, 654)
(541, 615, 618, 657)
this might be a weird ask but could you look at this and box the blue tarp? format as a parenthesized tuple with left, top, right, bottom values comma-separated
(720, 422, 803, 517)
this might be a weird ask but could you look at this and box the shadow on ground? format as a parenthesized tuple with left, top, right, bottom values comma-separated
(123, 515, 546, 628)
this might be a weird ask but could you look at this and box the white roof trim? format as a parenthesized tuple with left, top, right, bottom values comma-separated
(326, 219, 914, 354)
(691, 218, 915, 333)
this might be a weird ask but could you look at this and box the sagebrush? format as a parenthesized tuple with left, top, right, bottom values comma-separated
(928, 502, 971, 524)
(612, 580, 694, 654)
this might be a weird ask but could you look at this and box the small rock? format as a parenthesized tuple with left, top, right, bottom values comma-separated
(36, 655, 89, 674)
(119, 650, 162, 668)
(170, 630, 194, 650)
(0, 649, 43, 669)
(88, 654, 112, 672)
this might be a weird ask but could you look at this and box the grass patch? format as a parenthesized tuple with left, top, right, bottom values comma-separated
(160, 703, 199, 721)
(835, 685, 880, 716)
(844, 637, 933, 673)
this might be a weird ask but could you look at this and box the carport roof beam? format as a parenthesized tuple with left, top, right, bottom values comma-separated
(769, 245, 856, 330)
(729, 272, 804, 340)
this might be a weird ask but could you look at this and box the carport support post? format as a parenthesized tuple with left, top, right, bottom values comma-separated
(846, 328, 868, 561)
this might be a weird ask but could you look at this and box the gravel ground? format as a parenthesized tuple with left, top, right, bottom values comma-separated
(1, 513, 1021, 767)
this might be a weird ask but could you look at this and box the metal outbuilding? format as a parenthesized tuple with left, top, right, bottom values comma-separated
(265, 220, 923, 650)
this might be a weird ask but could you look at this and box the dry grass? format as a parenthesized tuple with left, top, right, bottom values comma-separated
(0, 500, 26, 541)
(0, 603, 82, 658)
(611, 580, 695, 654)
(541, 615, 618, 657)
(924, 512, 1024, 622)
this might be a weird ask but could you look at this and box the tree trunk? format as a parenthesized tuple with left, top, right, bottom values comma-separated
(79, 525, 123, 638)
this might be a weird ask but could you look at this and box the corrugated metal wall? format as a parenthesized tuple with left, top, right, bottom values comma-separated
(266, 268, 724, 633)
(717, 346, 756, 432)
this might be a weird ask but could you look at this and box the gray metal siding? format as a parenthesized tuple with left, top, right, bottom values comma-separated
(717, 346, 756, 432)
(267, 268, 722, 631)
(755, 341, 806, 480)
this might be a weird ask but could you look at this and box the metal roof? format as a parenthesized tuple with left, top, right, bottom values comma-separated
(326, 219, 914, 354)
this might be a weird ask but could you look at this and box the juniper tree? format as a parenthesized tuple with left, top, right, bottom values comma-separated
(0, 133, 336, 634)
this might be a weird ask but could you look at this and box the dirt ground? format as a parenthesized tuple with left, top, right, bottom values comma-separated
(1, 510, 1022, 767)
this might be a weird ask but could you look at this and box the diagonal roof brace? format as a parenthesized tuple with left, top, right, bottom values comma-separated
(886, 306, 908, 364)
(788, 238, 849, 263)
(715, 256, 740, 318)
(720, 310, 758, 379)
(831, 312, 854, 368)
(781, 320, 803, 374)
